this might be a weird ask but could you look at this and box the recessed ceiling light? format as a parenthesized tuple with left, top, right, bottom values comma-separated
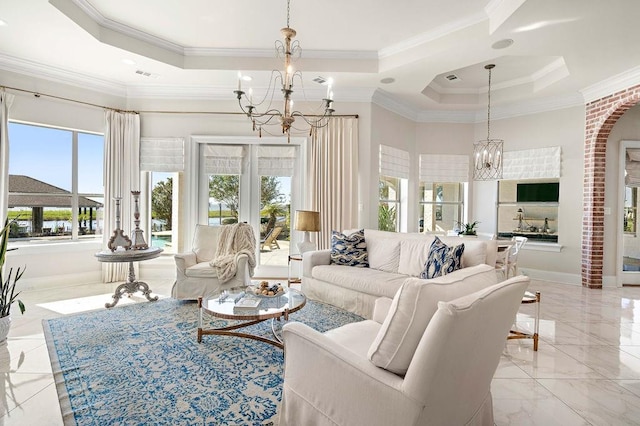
(380, 77, 395, 84)
(122, 59, 136, 66)
(242, 75, 252, 82)
(492, 39, 514, 50)
(0, 19, 7, 26)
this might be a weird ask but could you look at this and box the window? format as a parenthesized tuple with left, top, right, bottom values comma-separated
(8, 122, 104, 242)
(379, 145, 409, 232)
(418, 183, 463, 233)
(625, 186, 637, 234)
(379, 176, 401, 231)
(497, 180, 559, 243)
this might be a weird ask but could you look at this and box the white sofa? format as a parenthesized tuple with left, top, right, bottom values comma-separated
(280, 275, 530, 426)
(302, 229, 498, 318)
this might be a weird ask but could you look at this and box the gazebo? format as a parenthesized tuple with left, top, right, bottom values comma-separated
(8, 175, 103, 235)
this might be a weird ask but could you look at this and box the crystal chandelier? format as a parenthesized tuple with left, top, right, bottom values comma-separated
(233, 0, 335, 141)
(473, 64, 503, 180)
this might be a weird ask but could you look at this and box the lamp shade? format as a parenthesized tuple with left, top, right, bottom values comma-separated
(295, 210, 320, 232)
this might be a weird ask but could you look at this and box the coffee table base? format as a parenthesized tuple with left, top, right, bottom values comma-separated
(197, 317, 285, 349)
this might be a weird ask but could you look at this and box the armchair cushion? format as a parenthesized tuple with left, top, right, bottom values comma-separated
(193, 224, 221, 263)
(368, 264, 497, 375)
(330, 229, 369, 267)
(420, 236, 464, 279)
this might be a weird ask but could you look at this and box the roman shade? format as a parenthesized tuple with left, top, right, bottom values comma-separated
(502, 146, 561, 180)
(379, 145, 410, 179)
(257, 145, 296, 177)
(140, 137, 184, 172)
(203, 145, 245, 175)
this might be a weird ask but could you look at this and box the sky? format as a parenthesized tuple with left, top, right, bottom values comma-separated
(9, 122, 292, 206)
(9, 122, 104, 194)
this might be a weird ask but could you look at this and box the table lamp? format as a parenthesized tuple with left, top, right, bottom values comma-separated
(295, 210, 320, 254)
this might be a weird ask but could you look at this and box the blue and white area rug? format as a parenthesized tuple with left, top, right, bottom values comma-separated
(43, 298, 363, 426)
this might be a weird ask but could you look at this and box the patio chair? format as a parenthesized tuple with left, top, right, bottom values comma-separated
(260, 226, 282, 251)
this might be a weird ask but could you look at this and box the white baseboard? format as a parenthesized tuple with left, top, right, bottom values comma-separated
(519, 268, 619, 288)
(19, 271, 102, 291)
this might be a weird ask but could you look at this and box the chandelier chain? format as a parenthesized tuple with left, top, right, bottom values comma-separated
(487, 66, 492, 140)
(286, 0, 291, 28)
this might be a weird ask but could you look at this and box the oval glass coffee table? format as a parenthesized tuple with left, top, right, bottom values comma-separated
(197, 288, 306, 349)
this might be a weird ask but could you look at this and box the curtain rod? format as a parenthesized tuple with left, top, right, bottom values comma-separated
(1, 85, 358, 118)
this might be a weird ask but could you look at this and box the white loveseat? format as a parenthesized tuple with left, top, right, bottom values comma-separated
(302, 229, 498, 318)
(280, 275, 530, 426)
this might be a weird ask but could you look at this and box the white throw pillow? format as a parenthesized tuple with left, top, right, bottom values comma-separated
(367, 279, 435, 375)
(365, 230, 401, 273)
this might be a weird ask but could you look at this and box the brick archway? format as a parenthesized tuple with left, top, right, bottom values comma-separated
(583, 85, 640, 288)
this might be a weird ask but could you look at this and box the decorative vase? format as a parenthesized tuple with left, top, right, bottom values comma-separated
(0, 316, 11, 343)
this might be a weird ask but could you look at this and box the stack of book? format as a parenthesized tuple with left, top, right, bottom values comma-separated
(233, 297, 261, 312)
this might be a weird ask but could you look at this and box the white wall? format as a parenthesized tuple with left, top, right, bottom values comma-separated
(8, 68, 640, 288)
(369, 104, 417, 229)
(471, 107, 586, 283)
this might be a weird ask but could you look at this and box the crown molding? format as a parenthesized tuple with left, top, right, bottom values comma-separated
(0, 52, 126, 96)
(371, 90, 418, 121)
(68, 0, 185, 54)
(0, 52, 585, 123)
(378, 12, 486, 59)
(581, 65, 640, 103)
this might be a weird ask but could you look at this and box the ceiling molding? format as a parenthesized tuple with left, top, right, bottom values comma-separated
(378, 12, 486, 59)
(485, 0, 527, 34)
(184, 47, 378, 61)
(0, 52, 127, 96)
(580, 65, 640, 103)
(371, 90, 419, 121)
(65, 0, 185, 54)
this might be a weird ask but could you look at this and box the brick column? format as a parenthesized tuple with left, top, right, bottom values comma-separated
(583, 86, 640, 288)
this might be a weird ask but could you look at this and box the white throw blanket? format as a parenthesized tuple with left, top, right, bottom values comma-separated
(210, 222, 257, 283)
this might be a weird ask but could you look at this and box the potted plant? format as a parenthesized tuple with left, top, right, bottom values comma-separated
(458, 220, 480, 236)
(0, 218, 26, 343)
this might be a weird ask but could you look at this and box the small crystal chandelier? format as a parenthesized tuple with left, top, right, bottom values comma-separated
(233, 0, 335, 141)
(473, 64, 503, 180)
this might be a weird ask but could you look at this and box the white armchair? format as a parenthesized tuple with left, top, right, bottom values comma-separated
(172, 224, 253, 299)
(279, 276, 530, 426)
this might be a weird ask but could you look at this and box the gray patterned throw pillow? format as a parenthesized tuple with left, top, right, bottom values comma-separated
(330, 229, 369, 267)
(420, 236, 464, 279)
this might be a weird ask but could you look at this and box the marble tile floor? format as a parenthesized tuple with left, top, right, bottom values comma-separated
(3, 265, 640, 425)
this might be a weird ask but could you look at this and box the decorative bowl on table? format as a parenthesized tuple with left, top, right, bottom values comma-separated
(250, 281, 286, 298)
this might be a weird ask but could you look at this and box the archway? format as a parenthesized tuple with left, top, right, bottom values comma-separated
(583, 85, 640, 288)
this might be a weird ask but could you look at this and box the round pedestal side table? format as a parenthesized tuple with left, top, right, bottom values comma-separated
(95, 246, 163, 308)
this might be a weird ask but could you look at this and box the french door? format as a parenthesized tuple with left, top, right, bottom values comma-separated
(196, 137, 306, 278)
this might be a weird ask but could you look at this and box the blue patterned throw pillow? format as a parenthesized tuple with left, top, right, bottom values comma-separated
(420, 236, 464, 279)
(330, 229, 369, 267)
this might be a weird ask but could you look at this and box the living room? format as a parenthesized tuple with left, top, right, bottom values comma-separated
(2, 0, 640, 424)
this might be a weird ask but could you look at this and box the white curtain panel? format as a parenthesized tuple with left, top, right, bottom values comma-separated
(502, 146, 561, 180)
(140, 137, 184, 172)
(0, 90, 14, 222)
(379, 144, 410, 179)
(308, 117, 359, 249)
(419, 154, 470, 183)
(102, 110, 141, 282)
